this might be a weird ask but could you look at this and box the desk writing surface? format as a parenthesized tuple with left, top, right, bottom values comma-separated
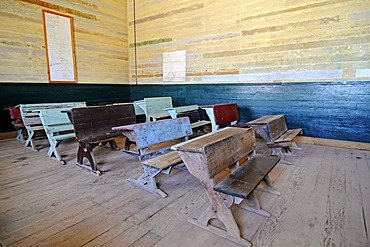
(247, 115, 284, 125)
(174, 127, 248, 153)
(174, 127, 255, 179)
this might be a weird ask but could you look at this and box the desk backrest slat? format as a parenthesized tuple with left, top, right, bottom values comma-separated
(72, 104, 136, 140)
(123, 117, 192, 149)
(19, 102, 86, 128)
(144, 97, 172, 119)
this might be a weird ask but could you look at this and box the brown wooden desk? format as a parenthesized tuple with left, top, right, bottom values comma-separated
(173, 127, 280, 246)
(247, 115, 302, 164)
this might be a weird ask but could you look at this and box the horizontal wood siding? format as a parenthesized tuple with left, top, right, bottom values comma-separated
(0, 83, 130, 132)
(128, 0, 370, 84)
(0, 0, 128, 84)
(130, 82, 370, 143)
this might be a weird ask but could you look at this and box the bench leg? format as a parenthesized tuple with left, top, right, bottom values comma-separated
(188, 195, 252, 246)
(238, 192, 271, 217)
(16, 129, 25, 143)
(100, 140, 119, 151)
(25, 129, 37, 151)
(256, 175, 281, 196)
(127, 165, 168, 198)
(122, 138, 138, 155)
(76, 142, 101, 176)
(270, 147, 293, 165)
(47, 140, 65, 165)
(290, 141, 302, 150)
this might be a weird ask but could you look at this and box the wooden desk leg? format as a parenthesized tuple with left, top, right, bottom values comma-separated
(188, 185, 252, 247)
(76, 142, 101, 176)
(25, 129, 37, 151)
(256, 175, 281, 196)
(238, 192, 271, 217)
(100, 140, 120, 151)
(203, 108, 219, 132)
(47, 139, 66, 165)
(270, 147, 293, 165)
(16, 129, 25, 143)
(290, 141, 302, 150)
(127, 165, 168, 198)
(123, 138, 139, 155)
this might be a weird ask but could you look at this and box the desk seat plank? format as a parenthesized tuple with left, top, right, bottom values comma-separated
(214, 156, 280, 198)
(142, 151, 182, 170)
(274, 128, 303, 143)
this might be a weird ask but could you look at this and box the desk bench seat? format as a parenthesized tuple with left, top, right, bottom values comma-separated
(248, 115, 303, 164)
(142, 151, 182, 171)
(214, 155, 280, 199)
(113, 117, 192, 197)
(174, 127, 280, 246)
(19, 102, 86, 151)
(71, 103, 136, 175)
(271, 128, 303, 144)
(38, 108, 78, 164)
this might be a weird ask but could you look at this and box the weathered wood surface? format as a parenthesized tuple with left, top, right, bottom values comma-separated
(248, 114, 303, 164)
(165, 104, 198, 118)
(0, 137, 369, 246)
(1, 0, 128, 83)
(174, 127, 280, 246)
(113, 117, 193, 197)
(176, 127, 255, 178)
(71, 103, 136, 175)
(126, 0, 370, 84)
(248, 114, 288, 142)
(129, 82, 370, 143)
(113, 117, 192, 151)
(214, 156, 281, 198)
(72, 104, 135, 142)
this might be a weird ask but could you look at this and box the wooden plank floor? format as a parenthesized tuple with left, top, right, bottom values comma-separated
(0, 137, 369, 247)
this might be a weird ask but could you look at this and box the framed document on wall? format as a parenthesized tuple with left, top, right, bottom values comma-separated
(42, 10, 77, 83)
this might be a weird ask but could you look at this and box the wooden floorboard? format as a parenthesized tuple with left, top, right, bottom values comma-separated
(0, 138, 369, 247)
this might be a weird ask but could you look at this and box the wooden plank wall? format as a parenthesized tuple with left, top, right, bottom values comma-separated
(127, 0, 370, 84)
(0, 0, 129, 84)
